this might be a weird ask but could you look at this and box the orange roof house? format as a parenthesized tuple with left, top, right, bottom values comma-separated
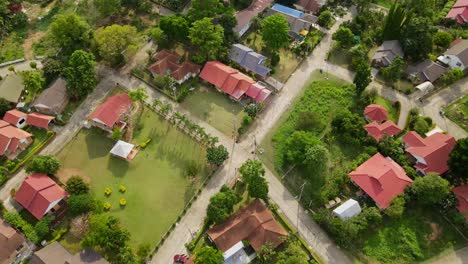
(349, 153, 413, 208)
(199, 61, 272, 103)
(207, 199, 288, 262)
(0, 125, 32, 157)
(148, 49, 200, 84)
(3, 109, 28, 129)
(15, 173, 68, 220)
(364, 104, 388, 123)
(89, 94, 132, 131)
(0, 218, 25, 264)
(402, 131, 456, 175)
(364, 120, 402, 141)
(26, 113, 55, 130)
(453, 185, 468, 220)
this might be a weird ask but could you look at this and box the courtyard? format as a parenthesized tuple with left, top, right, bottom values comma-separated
(56, 107, 209, 246)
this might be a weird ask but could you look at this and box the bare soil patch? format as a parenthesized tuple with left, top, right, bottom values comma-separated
(23, 31, 46, 59)
(427, 222, 442, 241)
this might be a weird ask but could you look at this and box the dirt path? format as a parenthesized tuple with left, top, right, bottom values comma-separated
(23, 31, 46, 60)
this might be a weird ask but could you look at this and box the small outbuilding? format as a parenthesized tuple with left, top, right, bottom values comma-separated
(110, 140, 136, 160)
(32, 78, 68, 115)
(333, 199, 361, 219)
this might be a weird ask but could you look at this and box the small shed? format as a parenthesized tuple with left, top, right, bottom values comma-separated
(333, 199, 361, 219)
(110, 140, 135, 160)
(415, 81, 434, 95)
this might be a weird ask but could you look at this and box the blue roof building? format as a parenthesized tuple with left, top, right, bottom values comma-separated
(229, 44, 272, 78)
(266, 4, 318, 37)
(271, 3, 305, 18)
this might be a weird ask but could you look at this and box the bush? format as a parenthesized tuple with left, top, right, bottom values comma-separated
(119, 198, 127, 206)
(103, 202, 111, 211)
(25, 155, 61, 175)
(29, 61, 37, 69)
(66, 176, 89, 195)
(104, 187, 112, 196)
(68, 194, 96, 216)
(119, 185, 127, 193)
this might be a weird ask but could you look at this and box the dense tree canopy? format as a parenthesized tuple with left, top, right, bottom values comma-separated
(66, 176, 90, 195)
(381, 57, 404, 83)
(448, 138, 468, 182)
(382, 2, 409, 40)
(411, 173, 451, 205)
(21, 70, 45, 95)
(188, 0, 224, 21)
(128, 87, 148, 102)
(276, 238, 309, 264)
(401, 16, 436, 61)
(283, 131, 321, 165)
(189, 17, 225, 63)
(68, 194, 97, 216)
(26, 155, 61, 175)
(94, 0, 121, 17)
(385, 195, 406, 218)
(194, 246, 223, 264)
(94, 24, 139, 66)
(49, 14, 91, 56)
(353, 61, 372, 94)
(206, 185, 240, 224)
(433, 31, 454, 49)
(318, 10, 333, 27)
(261, 14, 290, 52)
(159, 15, 190, 42)
(239, 159, 268, 200)
(64, 50, 97, 99)
(332, 109, 367, 146)
(332, 27, 355, 48)
(207, 145, 229, 166)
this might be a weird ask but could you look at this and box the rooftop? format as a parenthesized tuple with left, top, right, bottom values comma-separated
(0, 74, 24, 103)
(89, 94, 132, 128)
(364, 104, 388, 123)
(32, 78, 68, 114)
(364, 120, 402, 141)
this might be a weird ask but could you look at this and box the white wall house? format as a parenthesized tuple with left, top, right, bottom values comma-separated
(437, 39, 468, 71)
(437, 54, 465, 70)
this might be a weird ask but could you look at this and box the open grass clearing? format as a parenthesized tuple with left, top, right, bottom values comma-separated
(375, 95, 400, 123)
(327, 47, 351, 69)
(57, 107, 209, 246)
(181, 85, 244, 136)
(444, 94, 468, 132)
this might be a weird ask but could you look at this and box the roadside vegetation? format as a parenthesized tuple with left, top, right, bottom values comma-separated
(445, 94, 468, 132)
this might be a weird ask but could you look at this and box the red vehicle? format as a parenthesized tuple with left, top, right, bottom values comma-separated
(173, 254, 188, 263)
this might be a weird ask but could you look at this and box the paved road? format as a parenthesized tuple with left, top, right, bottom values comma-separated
(428, 246, 468, 264)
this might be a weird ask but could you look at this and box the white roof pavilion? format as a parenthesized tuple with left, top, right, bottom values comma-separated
(110, 140, 134, 159)
(333, 199, 361, 219)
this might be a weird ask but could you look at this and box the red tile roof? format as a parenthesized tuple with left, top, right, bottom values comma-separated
(349, 153, 413, 208)
(297, 0, 321, 13)
(26, 113, 55, 129)
(364, 104, 388, 123)
(0, 120, 9, 128)
(453, 185, 468, 220)
(15, 173, 67, 220)
(364, 120, 402, 141)
(3, 109, 27, 126)
(200, 61, 271, 102)
(234, 0, 274, 35)
(446, 0, 468, 24)
(148, 50, 200, 82)
(89, 94, 132, 128)
(207, 199, 288, 253)
(0, 125, 32, 155)
(403, 132, 456, 175)
(170, 61, 201, 81)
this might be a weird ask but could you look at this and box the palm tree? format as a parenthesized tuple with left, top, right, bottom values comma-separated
(208, 136, 219, 146)
(152, 99, 162, 111)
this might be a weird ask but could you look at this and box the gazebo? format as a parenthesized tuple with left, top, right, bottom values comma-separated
(110, 140, 137, 160)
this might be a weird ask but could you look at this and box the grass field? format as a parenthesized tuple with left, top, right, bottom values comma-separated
(375, 95, 400, 123)
(57, 108, 209, 246)
(445, 94, 468, 132)
(181, 86, 244, 136)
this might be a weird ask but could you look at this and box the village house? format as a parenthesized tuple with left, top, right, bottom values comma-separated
(266, 4, 318, 40)
(445, 0, 468, 24)
(0, 120, 33, 158)
(15, 173, 68, 220)
(364, 120, 402, 142)
(199, 61, 272, 103)
(30, 241, 109, 264)
(3, 109, 28, 128)
(294, 0, 325, 14)
(234, 0, 274, 37)
(229, 44, 271, 78)
(437, 38, 468, 71)
(372, 40, 404, 68)
(148, 49, 200, 85)
(88, 94, 132, 132)
(364, 104, 388, 123)
(453, 185, 468, 221)
(402, 131, 456, 175)
(26, 113, 55, 130)
(0, 74, 24, 103)
(32, 78, 68, 115)
(0, 218, 27, 264)
(406, 59, 448, 85)
(207, 199, 288, 263)
(349, 153, 413, 209)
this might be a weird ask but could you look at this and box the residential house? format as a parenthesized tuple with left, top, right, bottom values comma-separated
(406, 59, 448, 85)
(294, 0, 325, 13)
(3, 109, 28, 128)
(26, 113, 55, 130)
(148, 49, 200, 84)
(32, 78, 68, 115)
(207, 199, 288, 263)
(332, 199, 361, 220)
(229, 44, 271, 78)
(364, 120, 402, 142)
(199, 61, 272, 102)
(0, 219, 26, 264)
(402, 131, 456, 175)
(453, 185, 468, 220)
(0, 122, 33, 158)
(15, 173, 68, 220)
(30, 241, 109, 264)
(437, 38, 468, 71)
(349, 153, 413, 209)
(371, 40, 404, 67)
(266, 4, 318, 39)
(88, 94, 132, 132)
(364, 104, 388, 123)
(446, 0, 468, 24)
(0, 74, 24, 103)
(234, 0, 274, 37)
(109, 140, 137, 161)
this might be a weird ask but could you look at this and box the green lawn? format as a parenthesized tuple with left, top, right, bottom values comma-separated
(445, 94, 468, 132)
(375, 96, 400, 123)
(0, 32, 26, 63)
(327, 48, 351, 68)
(57, 108, 209, 246)
(181, 86, 244, 136)
(15, 127, 51, 161)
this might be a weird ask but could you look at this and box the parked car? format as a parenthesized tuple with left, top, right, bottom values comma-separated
(173, 254, 187, 263)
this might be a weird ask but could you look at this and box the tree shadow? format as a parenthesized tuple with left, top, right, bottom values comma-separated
(84, 129, 113, 159)
(107, 156, 129, 178)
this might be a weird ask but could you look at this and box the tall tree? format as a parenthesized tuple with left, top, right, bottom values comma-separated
(214, 8, 237, 45)
(332, 27, 355, 48)
(382, 2, 410, 40)
(381, 56, 405, 83)
(189, 17, 224, 63)
(283, 131, 321, 165)
(49, 14, 91, 56)
(187, 0, 224, 21)
(401, 16, 436, 61)
(25, 155, 61, 175)
(21, 70, 45, 95)
(64, 50, 97, 99)
(353, 61, 372, 95)
(206, 186, 240, 224)
(194, 246, 223, 264)
(433, 31, 454, 49)
(276, 239, 309, 264)
(448, 138, 468, 182)
(207, 145, 229, 166)
(239, 159, 265, 182)
(159, 15, 189, 42)
(128, 87, 148, 102)
(94, 24, 139, 66)
(411, 173, 451, 205)
(94, 0, 121, 17)
(261, 14, 290, 52)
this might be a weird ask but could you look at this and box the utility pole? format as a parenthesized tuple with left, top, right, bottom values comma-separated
(296, 182, 307, 231)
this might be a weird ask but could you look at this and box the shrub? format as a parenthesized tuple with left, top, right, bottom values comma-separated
(66, 176, 90, 195)
(68, 194, 96, 216)
(119, 198, 127, 206)
(29, 62, 37, 69)
(119, 185, 127, 193)
(103, 202, 111, 211)
(10, 188, 16, 198)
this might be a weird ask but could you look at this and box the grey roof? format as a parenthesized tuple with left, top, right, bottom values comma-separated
(445, 39, 468, 65)
(407, 59, 448, 83)
(265, 8, 316, 34)
(110, 140, 134, 158)
(0, 74, 24, 103)
(32, 78, 68, 114)
(229, 44, 271, 77)
(372, 40, 404, 66)
(30, 242, 109, 264)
